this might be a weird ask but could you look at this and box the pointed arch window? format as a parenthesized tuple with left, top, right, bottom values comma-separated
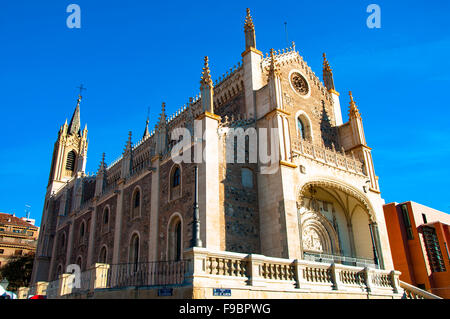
(66, 150, 76, 171)
(173, 167, 181, 187)
(129, 234, 140, 272)
(79, 221, 85, 242)
(168, 216, 182, 261)
(170, 166, 181, 200)
(131, 188, 141, 219)
(103, 206, 110, 233)
(297, 117, 306, 140)
(99, 246, 107, 264)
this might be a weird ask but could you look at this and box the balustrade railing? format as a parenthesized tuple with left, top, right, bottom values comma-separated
(303, 252, 378, 269)
(291, 137, 365, 175)
(20, 250, 430, 299)
(400, 281, 442, 299)
(107, 260, 186, 289)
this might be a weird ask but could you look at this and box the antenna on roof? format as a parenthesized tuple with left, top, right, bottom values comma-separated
(25, 204, 31, 220)
(284, 22, 289, 47)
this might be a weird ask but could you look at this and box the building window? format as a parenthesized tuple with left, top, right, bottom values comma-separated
(14, 249, 23, 256)
(400, 204, 414, 240)
(173, 167, 180, 187)
(66, 150, 76, 171)
(170, 166, 181, 200)
(241, 168, 254, 188)
(422, 214, 427, 224)
(103, 206, 110, 232)
(129, 234, 140, 272)
(99, 246, 107, 264)
(131, 188, 141, 219)
(0, 249, 4, 254)
(297, 117, 306, 139)
(422, 226, 446, 273)
(168, 216, 182, 261)
(56, 264, 63, 278)
(76, 256, 82, 269)
(79, 221, 86, 243)
(60, 232, 66, 250)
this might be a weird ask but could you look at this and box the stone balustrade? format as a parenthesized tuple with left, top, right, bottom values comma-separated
(400, 280, 442, 299)
(18, 250, 421, 299)
(18, 263, 110, 299)
(291, 137, 366, 176)
(184, 247, 402, 297)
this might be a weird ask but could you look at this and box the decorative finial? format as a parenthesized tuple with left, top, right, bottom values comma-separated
(291, 41, 296, 52)
(348, 91, 361, 119)
(244, 8, 254, 31)
(200, 56, 213, 88)
(323, 53, 332, 74)
(268, 48, 281, 77)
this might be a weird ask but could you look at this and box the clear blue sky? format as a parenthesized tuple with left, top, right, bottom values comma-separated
(1, 0, 449, 226)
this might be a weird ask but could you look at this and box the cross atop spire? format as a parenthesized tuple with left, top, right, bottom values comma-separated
(200, 56, 213, 89)
(348, 91, 361, 119)
(77, 84, 87, 97)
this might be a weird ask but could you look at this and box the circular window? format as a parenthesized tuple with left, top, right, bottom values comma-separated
(290, 72, 309, 96)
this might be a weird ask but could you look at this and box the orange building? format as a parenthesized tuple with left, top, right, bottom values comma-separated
(0, 213, 39, 268)
(383, 201, 450, 298)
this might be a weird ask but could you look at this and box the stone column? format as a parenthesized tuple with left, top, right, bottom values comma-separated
(87, 204, 98, 267)
(195, 113, 221, 250)
(149, 155, 161, 262)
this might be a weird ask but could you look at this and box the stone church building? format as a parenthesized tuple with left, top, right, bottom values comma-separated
(29, 9, 410, 299)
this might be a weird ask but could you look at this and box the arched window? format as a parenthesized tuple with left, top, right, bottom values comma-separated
(79, 221, 85, 241)
(170, 166, 181, 200)
(297, 117, 306, 140)
(66, 150, 76, 171)
(60, 232, 66, 250)
(296, 112, 313, 141)
(99, 246, 107, 264)
(56, 264, 63, 280)
(103, 206, 110, 232)
(129, 234, 140, 271)
(168, 216, 182, 261)
(131, 188, 141, 219)
(76, 256, 82, 269)
(173, 167, 181, 187)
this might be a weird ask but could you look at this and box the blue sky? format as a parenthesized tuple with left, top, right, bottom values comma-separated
(0, 1, 449, 226)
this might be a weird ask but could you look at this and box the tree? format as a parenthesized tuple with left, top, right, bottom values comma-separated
(0, 252, 35, 291)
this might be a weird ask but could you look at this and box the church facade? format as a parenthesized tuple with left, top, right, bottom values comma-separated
(29, 9, 405, 299)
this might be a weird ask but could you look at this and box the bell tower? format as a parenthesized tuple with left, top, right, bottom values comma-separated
(47, 93, 88, 194)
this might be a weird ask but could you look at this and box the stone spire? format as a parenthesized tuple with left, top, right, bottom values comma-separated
(244, 8, 256, 50)
(200, 56, 214, 114)
(97, 152, 106, 174)
(68, 95, 81, 136)
(200, 56, 213, 89)
(143, 118, 150, 138)
(322, 53, 336, 92)
(268, 48, 281, 78)
(123, 131, 133, 154)
(158, 102, 167, 127)
(348, 91, 361, 119)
